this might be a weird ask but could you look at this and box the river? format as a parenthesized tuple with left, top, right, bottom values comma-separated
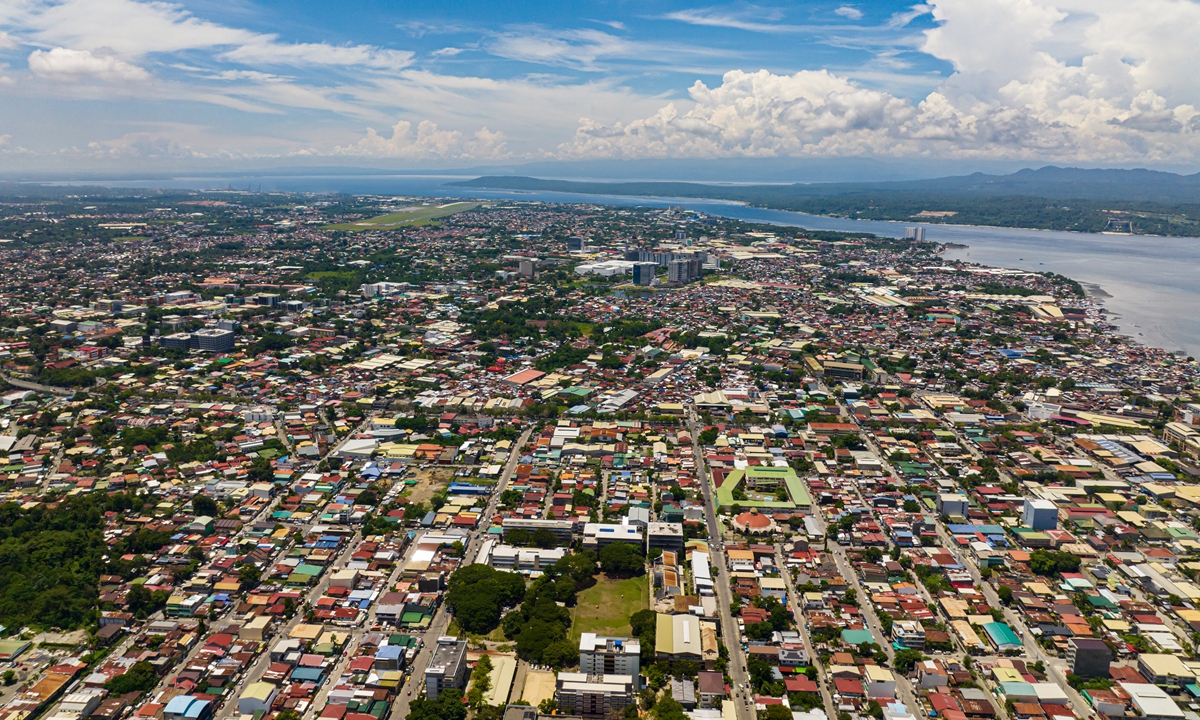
(42, 172, 1200, 356)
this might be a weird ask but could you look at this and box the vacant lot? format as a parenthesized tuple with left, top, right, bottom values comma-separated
(404, 467, 455, 505)
(324, 202, 478, 230)
(570, 574, 649, 641)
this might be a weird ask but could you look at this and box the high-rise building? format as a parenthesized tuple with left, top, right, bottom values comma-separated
(518, 259, 536, 277)
(424, 637, 467, 699)
(904, 227, 926, 242)
(668, 259, 690, 284)
(579, 634, 640, 679)
(555, 673, 635, 717)
(674, 229, 686, 241)
(193, 328, 234, 353)
(632, 262, 657, 286)
(567, 236, 585, 251)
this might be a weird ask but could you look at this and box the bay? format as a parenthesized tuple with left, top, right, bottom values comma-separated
(42, 172, 1200, 356)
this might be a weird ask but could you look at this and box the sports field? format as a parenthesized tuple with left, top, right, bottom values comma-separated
(569, 574, 649, 641)
(323, 201, 478, 230)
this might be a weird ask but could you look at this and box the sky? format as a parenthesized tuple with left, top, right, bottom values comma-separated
(3, 0, 1200, 173)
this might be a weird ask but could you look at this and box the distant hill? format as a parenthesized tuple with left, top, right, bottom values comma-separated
(450, 168, 1200, 236)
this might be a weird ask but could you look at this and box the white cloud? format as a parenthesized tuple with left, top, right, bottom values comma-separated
(28, 47, 149, 81)
(559, 0, 1200, 164)
(331, 119, 508, 160)
(0, 30, 16, 48)
(835, 6, 865, 20)
(8, 0, 412, 71)
(430, 47, 463, 58)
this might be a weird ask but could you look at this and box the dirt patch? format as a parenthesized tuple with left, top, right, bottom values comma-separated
(403, 467, 456, 505)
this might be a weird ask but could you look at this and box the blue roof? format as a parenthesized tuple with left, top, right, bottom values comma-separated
(376, 646, 404, 659)
(166, 696, 197, 715)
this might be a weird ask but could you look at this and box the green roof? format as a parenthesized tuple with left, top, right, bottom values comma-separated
(982, 622, 1022, 650)
(841, 629, 876, 646)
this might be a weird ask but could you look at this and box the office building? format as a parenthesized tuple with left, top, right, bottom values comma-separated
(632, 262, 657, 286)
(1022, 498, 1058, 530)
(1068, 637, 1111, 678)
(555, 673, 635, 717)
(936, 493, 969, 518)
(519, 259, 537, 277)
(193, 328, 234, 352)
(646, 522, 684, 554)
(582, 522, 643, 549)
(579, 634, 640, 679)
(250, 293, 279, 307)
(425, 637, 468, 698)
(161, 332, 193, 350)
(502, 517, 575, 544)
(904, 227, 926, 242)
(567, 236, 585, 251)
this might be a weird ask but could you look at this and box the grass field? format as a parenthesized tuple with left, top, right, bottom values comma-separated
(570, 574, 649, 641)
(323, 201, 479, 230)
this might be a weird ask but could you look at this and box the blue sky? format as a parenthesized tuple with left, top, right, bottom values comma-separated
(1, 0, 1200, 171)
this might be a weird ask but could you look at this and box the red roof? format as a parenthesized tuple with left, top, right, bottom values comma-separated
(834, 678, 864, 696)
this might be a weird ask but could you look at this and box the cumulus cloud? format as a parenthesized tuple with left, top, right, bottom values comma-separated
(332, 119, 508, 161)
(835, 6, 865, 20)
(560, 0, 1200, 164)
(28, 47, 149, 81)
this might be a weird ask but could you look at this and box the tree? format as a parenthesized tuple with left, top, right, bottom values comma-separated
(599, 543, 646, 577)
(105, 661, 158, 695)
(538, 699, 558, 715)
(408, 689, 468, 720)
(191, 494, 219, 517)
(699, 427, 720, 445)
(759, 704, 794, 720)
(893, 649, 925, 673)
(997, 585, 1013, 604)
(446, 564, 527, 634)
(1028, 549, 1081, 577)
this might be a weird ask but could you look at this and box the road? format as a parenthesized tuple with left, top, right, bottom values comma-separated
(389, 426, 532, 720)
(827, 543, 924, 715)
(775, 545, 838, 720)
(688, 410, 754, 720)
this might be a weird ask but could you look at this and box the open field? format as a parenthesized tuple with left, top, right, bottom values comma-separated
(569, 574, 649, 641)
(323, 202, 478, 230)
(402, 467, 456, 505)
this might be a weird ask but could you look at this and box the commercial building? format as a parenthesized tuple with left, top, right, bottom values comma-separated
(1022, 499, 1059, 530)
(554, 672, 635, 717)
(936, 493, 969, 518)
(646, 522, 684, 554)
(567, 236, 585, 251)
(1067, 637, 1111, 678)
(164, 696, 212, 720)
(193, 328, 234, 352)
(579, 634, 641, 679)
(425, 637, 468, 699)
(161, 332, 193, 350)
(632, 262, 657, 286)
(1137, 653, 1193, 686)
(892, 620, 926, 650)
(519, 259, 537, 277)
(502, 517, 575, 544)
(1121, 683, 1185, 720)
(582, 522, 643, 549)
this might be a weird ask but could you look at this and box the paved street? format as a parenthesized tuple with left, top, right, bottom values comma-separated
(688, 410, 754, 720)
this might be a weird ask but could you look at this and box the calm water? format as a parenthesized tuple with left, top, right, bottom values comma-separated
(44, 173, 1200, 355)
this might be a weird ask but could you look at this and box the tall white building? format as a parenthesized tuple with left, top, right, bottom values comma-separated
(579, 634, 641, 679)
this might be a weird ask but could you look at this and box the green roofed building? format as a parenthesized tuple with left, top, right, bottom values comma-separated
(982, 622, 1022, 652)
(842, 629, 876, 646)
(714, 465, 812, 510)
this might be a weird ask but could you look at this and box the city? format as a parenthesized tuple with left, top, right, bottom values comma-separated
(0, 192, 1196, 720)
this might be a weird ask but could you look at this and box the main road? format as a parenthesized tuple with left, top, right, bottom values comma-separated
(688, 410, 754, 720)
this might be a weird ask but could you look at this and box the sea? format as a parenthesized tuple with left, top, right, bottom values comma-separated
(43, 172, 1200, 356)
